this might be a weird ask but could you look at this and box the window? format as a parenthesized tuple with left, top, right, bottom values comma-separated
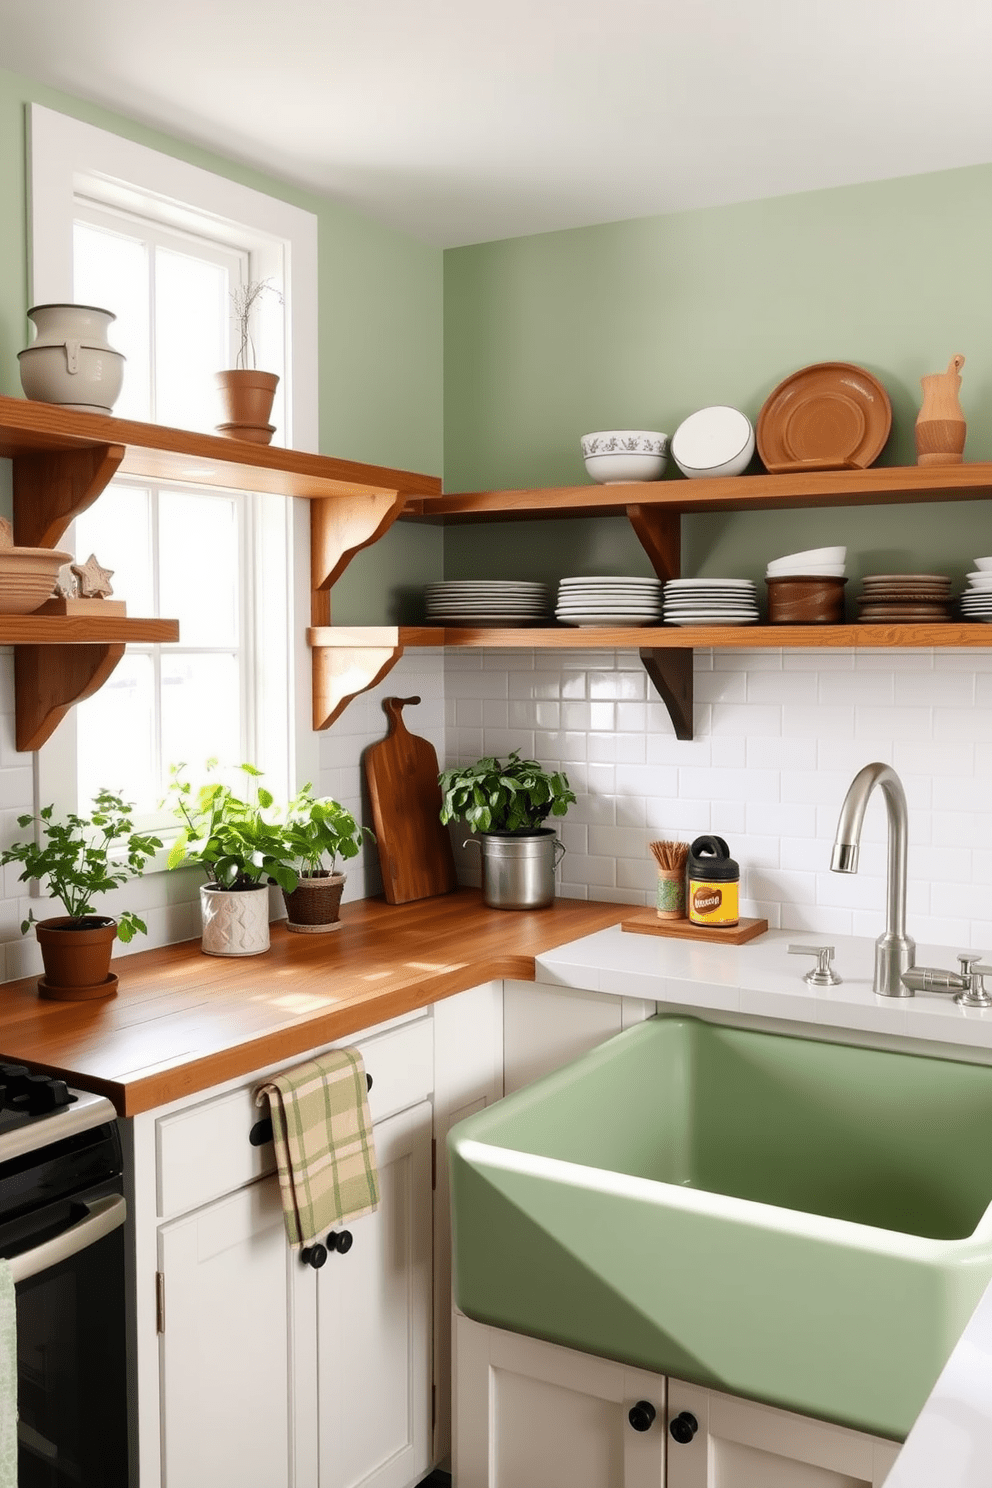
(28, 105, 319, 826)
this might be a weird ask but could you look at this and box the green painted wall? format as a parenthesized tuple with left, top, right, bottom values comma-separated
(0, 66, 444, 621)
(442, 167, 992, 587)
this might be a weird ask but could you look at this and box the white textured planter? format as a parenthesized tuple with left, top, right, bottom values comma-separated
(199, 883, 270, 957)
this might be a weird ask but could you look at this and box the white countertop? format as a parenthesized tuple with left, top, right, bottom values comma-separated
(534, 921, 992, 1486)
(536, 924, 992, 1055)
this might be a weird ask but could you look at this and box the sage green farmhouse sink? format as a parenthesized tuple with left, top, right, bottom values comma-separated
(449, 1016, 992, 1440)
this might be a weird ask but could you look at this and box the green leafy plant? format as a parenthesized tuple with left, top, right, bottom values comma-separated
(0, 790, 162, 942)
(165, 762, 298, 893)
(281, 785, 373, 877)
(438, 751, 576, 834)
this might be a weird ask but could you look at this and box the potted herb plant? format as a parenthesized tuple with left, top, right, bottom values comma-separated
(215, 277, 282, 444)
(0, 790, 162, 1000)
(438, 751, 575, 910)
(166, 762, 298, 957)
(279, 785, 373, 933)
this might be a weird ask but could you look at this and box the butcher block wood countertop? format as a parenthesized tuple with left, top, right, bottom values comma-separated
(0, 891, 626, 1117)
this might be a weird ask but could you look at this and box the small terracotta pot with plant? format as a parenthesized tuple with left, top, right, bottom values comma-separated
(215, 278, 282, 444)
(279, 785, 374, 933)
(0, 790, 162, 1000)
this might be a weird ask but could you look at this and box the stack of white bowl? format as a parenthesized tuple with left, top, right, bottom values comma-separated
(960, 557, 992, 622)
(424, 579, 549, 626)
(662, 578, 759, 625)
(765, 546, 847, 580)
(555, 576, 663, 626)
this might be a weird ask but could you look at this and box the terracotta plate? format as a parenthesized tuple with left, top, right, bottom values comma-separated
(757, 362, 892, 472)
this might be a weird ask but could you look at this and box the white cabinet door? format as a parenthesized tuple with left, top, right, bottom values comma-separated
(316, 1100, 433, 1488)
(502, 980, 654, 1094)
(158, 1174, 295, 1488)
(454, 1315, 665, 1488)
(434, 980, 504, 1465)
(666, 1379, 901, 1488)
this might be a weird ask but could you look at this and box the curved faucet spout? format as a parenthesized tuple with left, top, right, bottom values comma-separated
(830, 762, 915, 997)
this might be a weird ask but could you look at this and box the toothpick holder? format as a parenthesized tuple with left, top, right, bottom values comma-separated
(656, 867, 686, 920)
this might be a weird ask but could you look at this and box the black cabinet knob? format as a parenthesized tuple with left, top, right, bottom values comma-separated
(300, 1243, 328, 1269)
(327, 1229, 354, 1254)
(628, 1401, 656, 1433)
(669, 1411, 699, 1445)
(366, 1072, 373, 1091)
(249, 1117, 273, 1147)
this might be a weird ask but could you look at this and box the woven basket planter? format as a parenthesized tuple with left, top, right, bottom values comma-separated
(281, 872, 346, 934)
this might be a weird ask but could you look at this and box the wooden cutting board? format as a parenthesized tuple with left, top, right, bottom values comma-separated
(364, 696, 458, 905)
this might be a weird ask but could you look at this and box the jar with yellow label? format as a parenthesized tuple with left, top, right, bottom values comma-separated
(687, 835, 739, 928)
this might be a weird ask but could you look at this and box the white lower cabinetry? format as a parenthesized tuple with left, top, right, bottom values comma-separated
(157, 1175, 295, 1487)
(454, 1317, 666, 1488)
(136, 1010, 436, 1488)
(454, 1319, 902, 1488)
(313, 1101, 433, 1488)
(666, 1378, 900, 1488)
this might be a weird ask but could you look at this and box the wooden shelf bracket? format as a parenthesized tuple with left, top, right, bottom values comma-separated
(639, 648, 694, 740)
(310, 491, 408, 626)
(626, 505, 680, 582)
(310, 632, 406, 731)
(13, 444, 126, 549)
(15, 642, 127, 752)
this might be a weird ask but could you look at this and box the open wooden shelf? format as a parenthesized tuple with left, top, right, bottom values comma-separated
(307, 622, 992, 737)
(402, 462, 992, 521)
(0, 395, 444, 749)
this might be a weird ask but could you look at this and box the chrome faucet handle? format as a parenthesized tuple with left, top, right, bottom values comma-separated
(957, 953, 983, 978)
(788, 944, 842, 987)
(956, 959, 992, 1009)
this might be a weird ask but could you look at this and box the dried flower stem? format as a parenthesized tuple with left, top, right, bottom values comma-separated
(230, 277, 284, 370)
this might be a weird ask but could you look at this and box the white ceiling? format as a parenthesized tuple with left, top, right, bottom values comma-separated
(3, 0, 992, 248)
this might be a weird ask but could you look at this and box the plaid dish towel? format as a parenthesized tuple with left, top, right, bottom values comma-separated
(255, 1048, 379, 1248)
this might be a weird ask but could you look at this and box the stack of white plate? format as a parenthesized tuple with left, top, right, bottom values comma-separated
(766, 546, 846, 578)
(663, 578, 760, 626)
(555, 576, 664, 627)
(960, 557, 992, 622)
(424, 579, 550, 626)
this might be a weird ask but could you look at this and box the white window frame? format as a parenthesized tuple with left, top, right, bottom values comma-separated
(26, 104, 320, 831)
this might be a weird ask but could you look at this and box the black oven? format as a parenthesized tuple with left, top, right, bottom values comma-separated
(0, 1067, 127, 1487)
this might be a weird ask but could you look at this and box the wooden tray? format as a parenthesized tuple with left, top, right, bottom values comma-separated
(621, 910, 768, 945)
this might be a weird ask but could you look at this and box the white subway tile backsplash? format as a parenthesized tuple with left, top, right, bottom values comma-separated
(820, 670, 895, 704)
(1, 640, 991, 975)
(746, 670, 817, 704)
(783, 704, 856, 737)
(589, 669, 645, 701)
(680, 767, 779, 801)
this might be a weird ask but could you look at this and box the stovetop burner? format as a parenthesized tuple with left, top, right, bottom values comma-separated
(0, 1062, 116, 1164)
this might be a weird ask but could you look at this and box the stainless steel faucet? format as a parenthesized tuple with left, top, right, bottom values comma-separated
(830, 762, 916, 997)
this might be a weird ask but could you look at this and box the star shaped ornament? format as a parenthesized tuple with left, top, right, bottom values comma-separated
(71, 554, 115, 599)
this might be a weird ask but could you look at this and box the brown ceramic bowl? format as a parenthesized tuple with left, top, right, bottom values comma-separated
(766, 575, 847, 624)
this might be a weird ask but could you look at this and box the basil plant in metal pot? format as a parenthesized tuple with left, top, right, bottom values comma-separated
(0, 790, 162, 1000)
(278, 784, 374, 934)
(166, 762, 298, 958)
(438, 751, 576, 911)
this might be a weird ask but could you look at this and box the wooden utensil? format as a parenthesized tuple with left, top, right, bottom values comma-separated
(916, 354, 966, 466)
(364, 695, 458, 905)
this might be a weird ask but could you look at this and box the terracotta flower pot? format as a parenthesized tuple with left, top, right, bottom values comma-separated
(35, 915, 118, 999)
(281, 872, 346, 934)
(215, 370, 279, 443)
